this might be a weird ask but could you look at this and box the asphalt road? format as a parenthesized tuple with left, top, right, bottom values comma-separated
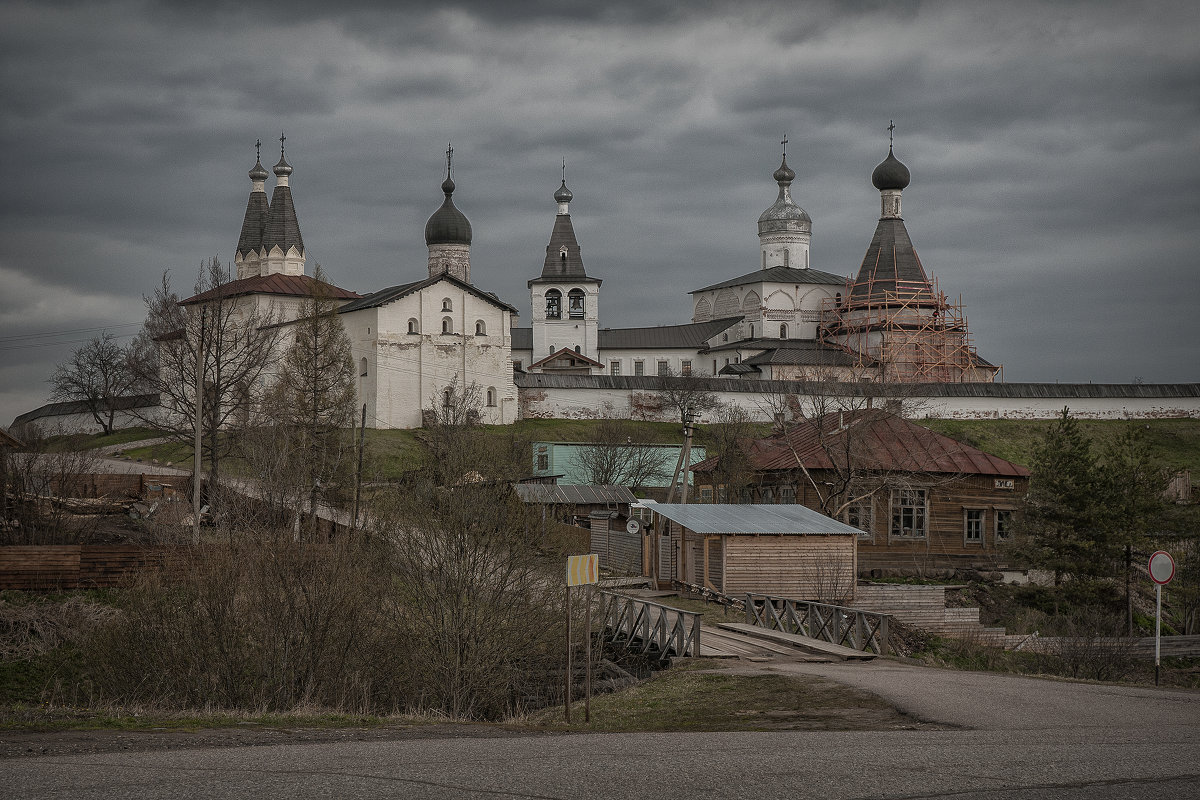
(7, 661, 1199, 799)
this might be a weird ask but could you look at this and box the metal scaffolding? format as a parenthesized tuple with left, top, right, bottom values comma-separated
(819, 275, 999, 383)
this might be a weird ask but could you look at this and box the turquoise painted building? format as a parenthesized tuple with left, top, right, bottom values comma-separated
(532, 441, 707, 488)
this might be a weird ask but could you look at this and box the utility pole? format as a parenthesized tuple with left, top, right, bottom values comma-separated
(192, 305, 205, 546)
(352, 403, 366, 529)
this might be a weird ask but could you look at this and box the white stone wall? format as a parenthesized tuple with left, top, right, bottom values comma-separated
(518, 383, 1200, 423)
(345, 280, 515, 429)
(692, 280, 838, 341)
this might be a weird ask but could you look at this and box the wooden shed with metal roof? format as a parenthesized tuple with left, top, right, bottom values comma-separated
(643, 501, 860, 602)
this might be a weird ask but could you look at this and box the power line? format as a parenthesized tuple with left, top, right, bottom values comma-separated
(0, 322, 141, 343)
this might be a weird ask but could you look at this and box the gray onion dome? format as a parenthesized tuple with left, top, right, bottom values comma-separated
(758, 155, 811, 226)
(249, 159, 270, 182)
(273, 155, 293, 178)
(554, 180, 573, 204)
(871, 147, 910, 191)
(425, 175, 473, 245)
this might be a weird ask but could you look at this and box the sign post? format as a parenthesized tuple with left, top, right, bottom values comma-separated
(565, 554, 599, 722)
(1148, 550, 1176, 687)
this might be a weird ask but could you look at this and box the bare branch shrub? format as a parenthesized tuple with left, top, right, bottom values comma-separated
(574, 419, 670, 489)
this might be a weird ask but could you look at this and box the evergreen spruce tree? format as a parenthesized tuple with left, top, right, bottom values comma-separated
(1018, 408, 1101, 586)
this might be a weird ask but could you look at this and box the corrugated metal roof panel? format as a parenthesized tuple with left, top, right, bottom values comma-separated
(645, 502, 863, 536)
(691, 266, 847, 294)
(513, 484, 636, 505)
(598, 318, 741, 350)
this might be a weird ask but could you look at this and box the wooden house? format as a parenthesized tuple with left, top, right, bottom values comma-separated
(690, 410, 1030, 576)
(643, 501, 860, 601)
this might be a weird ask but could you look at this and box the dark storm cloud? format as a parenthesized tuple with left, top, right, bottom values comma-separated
(2, 0, 1198, 425)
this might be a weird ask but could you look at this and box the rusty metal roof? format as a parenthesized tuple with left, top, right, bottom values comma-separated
(644, 501, 862, 536)
(180, 274, 359, 305)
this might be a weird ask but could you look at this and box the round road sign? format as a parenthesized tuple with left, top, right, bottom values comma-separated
(1148, 550, 1175, 585)
(626, 519, 642, 535)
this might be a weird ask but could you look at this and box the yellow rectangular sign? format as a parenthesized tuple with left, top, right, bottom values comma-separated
(566, 554, 598, 586)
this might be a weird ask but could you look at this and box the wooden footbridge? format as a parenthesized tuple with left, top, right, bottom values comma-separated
(598, 587, 889, 662)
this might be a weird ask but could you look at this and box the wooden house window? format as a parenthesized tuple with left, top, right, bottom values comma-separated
(761, 487, 775, 504)
(890, 488, 927, 539)
(779, 485, 795, 504)
(964, 508, 986, 544)
(537, 453, 549, 471)
(699, 487, 713, 503)
(848, 499, 874, 541)
(995, 510, 1014, 543)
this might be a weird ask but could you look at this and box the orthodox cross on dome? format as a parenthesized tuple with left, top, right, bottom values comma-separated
(446, 141, 454, 178)
(562, 157, 566, 183)
(781, 133, 788, 158)
(888, 120, 895, 147)
(255, 138, 261, 161)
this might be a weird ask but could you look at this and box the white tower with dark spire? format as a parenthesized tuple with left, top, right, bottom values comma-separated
(260, 133, 306, 277)
(234, 141, 270, 279)
(424, 143, 473, 283)
(757, 137, 812, 270)
(529, 169, 602, 366)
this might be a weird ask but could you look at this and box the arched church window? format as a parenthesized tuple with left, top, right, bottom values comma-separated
(442, 317, 453, 334)
(359, 358, 368, 377)
(407, 318, 419, 334)
(574, 345, 581, 353)
(475, 320, 486, 336)
(749, 323, 755, 338)
(486, 387, 496, 407)
(441, 298, 452, 312)
(779, 324, 787, 339)
(835, 292, 843, 307)
(784, 249, 789, 268)
(443, 389, 452, 408)
(568, 289, 585, 319)
(545, 289, 561, 320)
(722, 333, 728, 343)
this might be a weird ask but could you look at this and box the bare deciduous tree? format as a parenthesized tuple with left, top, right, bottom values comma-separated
(575, 419, 671, 489)
(699, 403, 756, 502)
(261, 266, 357, 539)
(127, 258, 280, 486)
(48, 332, 134, 436)
(654, 367, 719, 423)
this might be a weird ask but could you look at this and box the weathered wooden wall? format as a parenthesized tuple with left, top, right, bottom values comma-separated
(721, 534, 856, 601)
(589, 517, 642, 575)
(0, 544, 166, 590)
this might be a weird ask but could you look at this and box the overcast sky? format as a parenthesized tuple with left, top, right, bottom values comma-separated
(3, 0, 1198, 427)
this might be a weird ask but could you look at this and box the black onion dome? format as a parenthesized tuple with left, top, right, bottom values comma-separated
(872, 147, 910, 191)
(249, 159, 270, 182)
(425, 178, 472, 245)
(554, 180, 573, 204)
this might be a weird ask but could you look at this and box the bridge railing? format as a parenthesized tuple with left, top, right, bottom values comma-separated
(598, 591, 701, 658)
(746, 593, 890, 655)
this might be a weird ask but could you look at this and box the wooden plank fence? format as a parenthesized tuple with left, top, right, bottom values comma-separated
(746, 593, 891, 656)
(598, 591, 701, 658)
(0, 545, 165, 590)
